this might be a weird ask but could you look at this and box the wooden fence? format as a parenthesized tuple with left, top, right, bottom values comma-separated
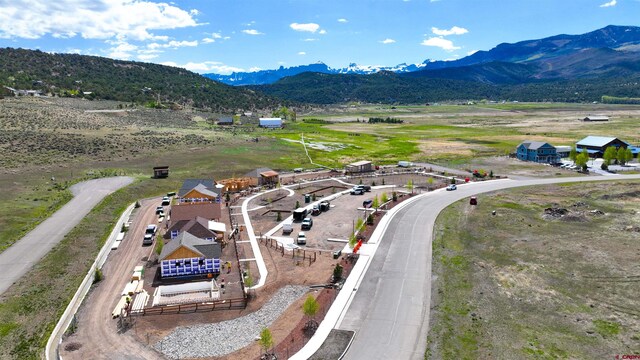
(130, 297, 247, 316)
(259, 237, 318, 265)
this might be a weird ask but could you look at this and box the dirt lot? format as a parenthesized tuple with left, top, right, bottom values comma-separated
(247, 178, 416, 250)
(428, 181, 640, 359)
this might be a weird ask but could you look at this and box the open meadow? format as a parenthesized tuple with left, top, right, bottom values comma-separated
(428, 181, 640, 359)
(279, 102, 640, 168)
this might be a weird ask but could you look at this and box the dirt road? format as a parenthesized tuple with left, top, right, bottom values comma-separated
(0, 176, 134, 295)
(60, 198, 165, 360)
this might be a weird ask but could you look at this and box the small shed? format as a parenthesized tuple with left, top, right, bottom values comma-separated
(345, 160, 373, 174)
(153, 166, 169, 178)
(555, 146, 572, 158)
(217, 117, 233, 125)
(259, 117, 283, 128)
(245, 168, 279, 186)
(583, 115, 609, 122)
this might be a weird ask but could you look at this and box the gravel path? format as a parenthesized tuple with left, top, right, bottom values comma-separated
(155, 285, 308, 359)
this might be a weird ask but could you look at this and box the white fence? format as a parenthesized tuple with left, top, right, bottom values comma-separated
(45, 202, 135, 360)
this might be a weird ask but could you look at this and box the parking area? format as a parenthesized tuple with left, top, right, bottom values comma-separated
(246, 179, 399, 251)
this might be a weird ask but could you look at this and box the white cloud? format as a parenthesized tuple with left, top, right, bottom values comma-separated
(0, 0, 200, 41)
(298, 51, 306, 55)
(147, 40, 198, 49)
(380, 38, 396, 44)
(600, 0, 616, 7)
(242, 29, 263, 35)
(137, 53, 158, 61)
(161, 61, 244, 74)
(290, 23, 321, 33)
(337, 18, 348, 23)
(431, 26, 468, 36)
(421, 37, 460, 51)
(107, 41, 137, 59)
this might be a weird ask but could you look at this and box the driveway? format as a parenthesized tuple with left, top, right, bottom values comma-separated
(338, 175, 640, 360)
(0, 176, 134, 295)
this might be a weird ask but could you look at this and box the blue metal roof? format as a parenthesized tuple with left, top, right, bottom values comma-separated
(576, 136, 628, 147)
(577, 148, 599, 154)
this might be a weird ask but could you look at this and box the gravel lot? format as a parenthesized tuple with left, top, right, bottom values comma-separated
(155, 285, 308, 359)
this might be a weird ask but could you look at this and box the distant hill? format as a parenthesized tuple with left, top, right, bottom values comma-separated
(250, 71, 496, 104)
(204, 61, 429, 86)
(0, 48, 283, 111)
(255, 25, 640, 103)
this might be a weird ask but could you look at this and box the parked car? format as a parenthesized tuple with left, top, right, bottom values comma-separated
(319, 201, 331, 212)
(145, 224, 158, 235)
(143, 233, 154, 246)
(297, 232, 307, 245)
(362, 199, 373, 208)
(446, 184, 457, 191)
(282, 223, 293, 235)
(301, 217, 313, 230)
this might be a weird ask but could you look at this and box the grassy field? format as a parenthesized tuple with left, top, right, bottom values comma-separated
(272, 102, 640, 168)
(427, 181, 640, 359)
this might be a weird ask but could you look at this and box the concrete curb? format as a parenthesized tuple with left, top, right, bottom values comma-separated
(45, 202, 135, 360)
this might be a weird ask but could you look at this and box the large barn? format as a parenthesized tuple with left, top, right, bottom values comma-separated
(576, 136, 629, 158)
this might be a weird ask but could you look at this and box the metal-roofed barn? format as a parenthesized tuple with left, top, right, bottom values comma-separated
(259, 117, 283, 128)
(582, 115, 609, 122)
(575, 136, 628, 158)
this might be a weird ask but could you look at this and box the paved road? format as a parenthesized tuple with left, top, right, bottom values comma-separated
(339, 175, 640, 360)
(0, 176, 134, 295)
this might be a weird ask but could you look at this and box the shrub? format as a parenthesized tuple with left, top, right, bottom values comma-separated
(93, 268, 103, 284)
(333, 264, 343, 282)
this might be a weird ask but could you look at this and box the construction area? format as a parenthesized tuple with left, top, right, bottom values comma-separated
(59, 166, 459, 360)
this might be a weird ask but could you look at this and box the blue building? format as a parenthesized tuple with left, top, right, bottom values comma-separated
(259, 117, 283, 128)
(516, 141, 559, 163)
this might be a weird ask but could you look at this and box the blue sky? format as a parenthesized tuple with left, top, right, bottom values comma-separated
(0, 0, 638, 74)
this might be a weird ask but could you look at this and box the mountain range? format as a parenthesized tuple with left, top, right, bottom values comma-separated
(203, 61, 429, 85)
(252, 25, 640, 104)
(2, 25, 640, 107)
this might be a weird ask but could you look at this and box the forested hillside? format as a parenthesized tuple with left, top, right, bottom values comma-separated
(0, 48, 285, 111)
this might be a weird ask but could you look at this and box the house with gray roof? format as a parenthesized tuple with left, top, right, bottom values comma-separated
(516, 141, 559, 163)
(159, 232, 222, 278)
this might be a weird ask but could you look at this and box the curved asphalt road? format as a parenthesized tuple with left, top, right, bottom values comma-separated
(0, 176, 134, 295)
(339, 175, 640, 360)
